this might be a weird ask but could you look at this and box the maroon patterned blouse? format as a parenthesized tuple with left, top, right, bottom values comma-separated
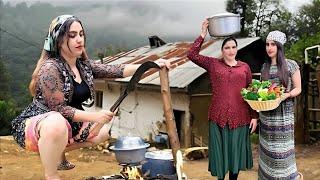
(187, 36, 258, 129)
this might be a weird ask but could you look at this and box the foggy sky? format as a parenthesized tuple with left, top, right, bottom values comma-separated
(2, 0, 313, 48)
(77, 1, 227, 38)
(3, 0, 312, 39)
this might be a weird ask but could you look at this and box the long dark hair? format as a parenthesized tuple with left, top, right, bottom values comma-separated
(29, 18, 88, 96)
(261, 41, 289, 88)
(53, 18, 87, 59)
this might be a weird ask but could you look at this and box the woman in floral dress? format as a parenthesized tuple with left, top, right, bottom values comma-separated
(11, 15, 169, 180)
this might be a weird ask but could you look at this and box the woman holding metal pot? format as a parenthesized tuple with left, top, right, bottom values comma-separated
(259, 30, 302, 180)
(187, 19, 258, 180)
(11, 14, 170, 180)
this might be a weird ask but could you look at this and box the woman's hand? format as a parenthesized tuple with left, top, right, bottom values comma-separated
(249, 118, 258, 133)
(201, 19, 209, 38)
(155, 58, 171, 69)
(280, 92, 291, 101)
(95, 110, 115, 124)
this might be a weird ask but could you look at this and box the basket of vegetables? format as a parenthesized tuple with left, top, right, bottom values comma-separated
(241, 80, 285, 111)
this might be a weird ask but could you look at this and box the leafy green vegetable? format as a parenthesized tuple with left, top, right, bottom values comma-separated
(267, 92, 277, 100)
(257, 88, 269, 101)
(241, 79, 284, 101)
(251, 79, 261, 90)
(245, 92, 259, 100)
(241, 88, 248, 97)
(261, 81, 271, 89)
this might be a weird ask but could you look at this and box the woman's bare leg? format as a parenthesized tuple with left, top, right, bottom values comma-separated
(37, 112, 68, 180)
(55, 123, 111, 172)
(65, 123, 111, 151)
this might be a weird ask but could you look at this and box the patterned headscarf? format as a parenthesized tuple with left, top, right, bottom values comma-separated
(43, 15, 78, 55)
(266, 30, 287, 45)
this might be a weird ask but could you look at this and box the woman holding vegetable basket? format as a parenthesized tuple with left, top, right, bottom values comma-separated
(187, 19, 258, 180)
(258, 30, 302, 180)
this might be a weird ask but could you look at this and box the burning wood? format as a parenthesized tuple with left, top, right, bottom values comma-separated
(121, 166, 143, 180)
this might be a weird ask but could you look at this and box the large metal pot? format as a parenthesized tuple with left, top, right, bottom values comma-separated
(142, 150, 175, 177)
(207, 12, 241, 37)
(109, 136, 150, 164)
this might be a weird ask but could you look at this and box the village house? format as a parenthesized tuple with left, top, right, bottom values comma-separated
(87, 36, 266, 148)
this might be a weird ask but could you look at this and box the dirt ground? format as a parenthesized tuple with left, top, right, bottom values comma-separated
(1, 136, 320, 180)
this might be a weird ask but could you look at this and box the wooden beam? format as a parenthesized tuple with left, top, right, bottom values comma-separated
(309, 120, 320, 123)
(309, 129, 320, 132)
(309, 108, 320, 112)
(184, 111, 192, 148)
(159, 68, 180, 163)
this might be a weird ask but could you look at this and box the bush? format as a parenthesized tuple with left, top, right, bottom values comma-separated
(0, 100, 18, 135)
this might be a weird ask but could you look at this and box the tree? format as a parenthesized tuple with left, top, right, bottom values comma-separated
(226, 0, 256, 36)
(268, 9, 295, 45)
(0, 59, 17, 135)
(294, 0, 320, 39)
(0, 59, 11, 101)
(0, 100, 17, 135)
(286, 32, 320, 65)
(226, 0, 288, 37)
(285, 0, 320, 65)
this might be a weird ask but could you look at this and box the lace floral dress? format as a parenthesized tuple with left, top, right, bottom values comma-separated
(12, 57, 124, 150)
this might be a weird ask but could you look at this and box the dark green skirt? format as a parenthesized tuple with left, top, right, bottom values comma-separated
(208, 121, 253, 178)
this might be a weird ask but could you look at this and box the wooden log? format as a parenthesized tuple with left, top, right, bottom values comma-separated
(295, 63, 309, 144)
(159, 68, 180, 163)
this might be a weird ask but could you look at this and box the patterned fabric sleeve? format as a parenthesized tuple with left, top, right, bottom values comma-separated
(287, 59, 300, 76)
(187, 36, 213, 71)
(89, 60, 125, 79)
(245, 64, 259, 119)
(38, 62, 76, 119)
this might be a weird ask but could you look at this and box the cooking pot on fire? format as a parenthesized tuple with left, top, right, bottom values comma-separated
(142, 150, 176, 178)
(109, 136, 150, 164)
(207, 12, 241, 37)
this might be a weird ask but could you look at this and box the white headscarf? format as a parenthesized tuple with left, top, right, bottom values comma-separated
(266, 30, 287, 45)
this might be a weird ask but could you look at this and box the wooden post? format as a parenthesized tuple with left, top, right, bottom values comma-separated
(295, 63, 307, 143)
(316, 64, 320, 98)
(159, 68, 180, 163)
(297, 63, 310, 143)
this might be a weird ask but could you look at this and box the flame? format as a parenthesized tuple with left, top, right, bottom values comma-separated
(123, 166, 143, 180)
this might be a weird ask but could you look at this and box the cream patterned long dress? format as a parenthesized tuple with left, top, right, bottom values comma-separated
(258, 59, 300, 180)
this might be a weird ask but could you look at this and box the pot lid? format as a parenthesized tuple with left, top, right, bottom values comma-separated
(110, 143, 150, 150)
(145, 150, 173, 160)
(112, 136, 150, 150)
(209, 12, 240, 18)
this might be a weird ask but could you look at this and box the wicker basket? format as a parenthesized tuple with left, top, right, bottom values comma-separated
(245, 98, 281, 111)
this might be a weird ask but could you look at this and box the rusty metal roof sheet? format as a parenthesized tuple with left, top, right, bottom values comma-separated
(102, 37, 260, 88)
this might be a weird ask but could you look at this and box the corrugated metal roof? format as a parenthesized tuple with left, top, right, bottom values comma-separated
(102, 37, 260, 88)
